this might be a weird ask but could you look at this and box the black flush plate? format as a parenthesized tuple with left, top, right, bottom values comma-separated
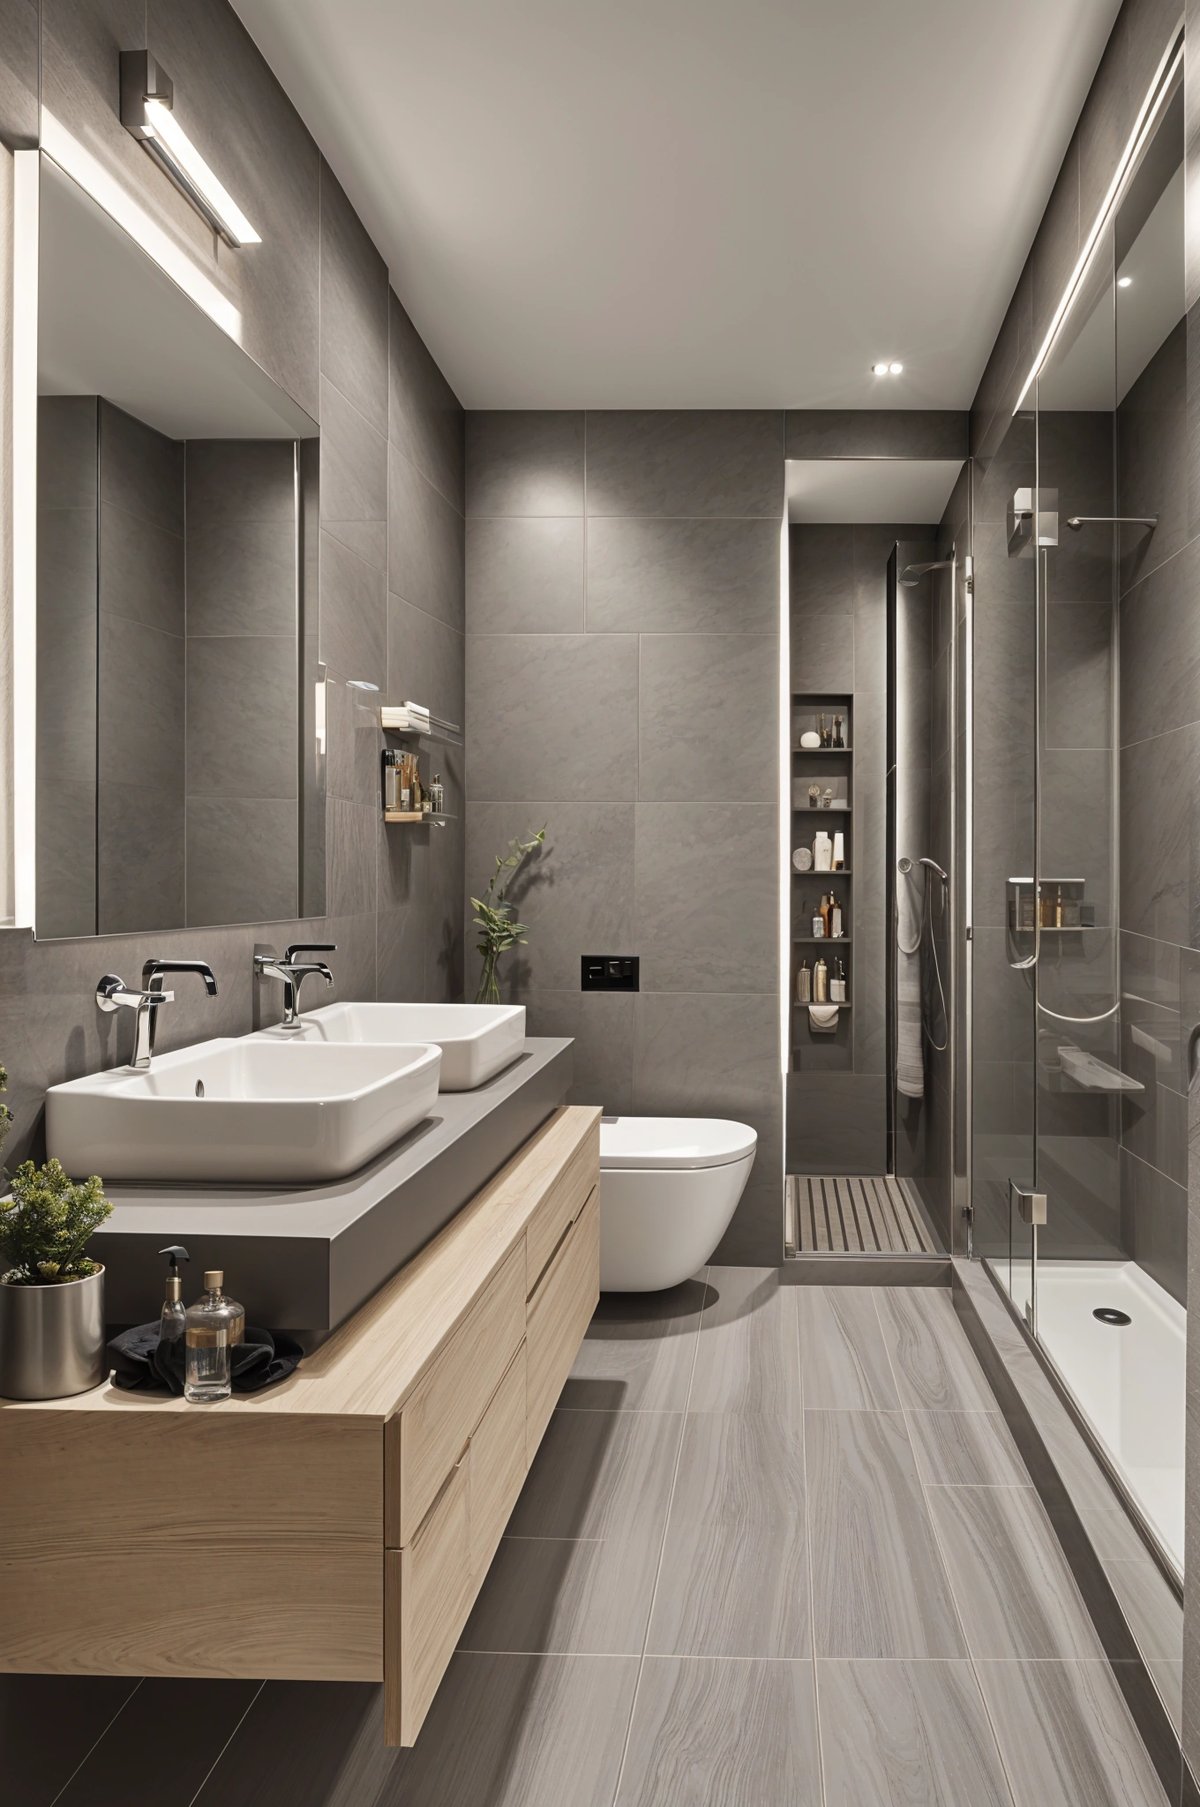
(582, 955, 639, 992)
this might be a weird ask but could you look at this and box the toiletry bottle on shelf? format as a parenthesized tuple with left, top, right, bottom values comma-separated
(818, 713, 829, 747)
(812, 900, 825, 937)
(819, 892, 832, 938)
(832, 831, 845, 870)
(831, 958, 847, 1003)
(430, 773, 445, 815)
(813, 957, 828, 1002)
(796, 960, 812, 1004)
(1054, 886, 1064, 928)
(833, 714, 844, 748)
(158, 1244, 189, 1349)
(831, 895, 843, 939)
(184, 1271, 245, 1403)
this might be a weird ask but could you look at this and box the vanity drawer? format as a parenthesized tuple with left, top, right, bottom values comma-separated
(526, 1188, 599, 1459)
(469, 1341, 528, 1576)
(394, 1241, 525, 1545)
(525, 1118, 599, 1297)
(385, 1453, 470, 1746)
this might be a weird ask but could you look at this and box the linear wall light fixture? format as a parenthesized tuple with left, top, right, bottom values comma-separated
(119, 50, 261, 247)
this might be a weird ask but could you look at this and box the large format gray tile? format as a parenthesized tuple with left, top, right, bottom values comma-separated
(464, 802, 634, 992)
(98, 614, 185, 790)
(906, 1410, 1029, 1487)
(185, 635, 297, 799)
(0, 1674, 135, 1807)
(585, 411, 782, 518)
(807, 1409, 965, 1658)
(99, 502, 185, 635)
(320, 529, 387, 690)
(467, 633, 639, 801)
(389, 289, 464, 512)
(638, 635, 776, 802)
(57, 1678, 261, 1807)
(466, 412, 585, 517)
(647, 1413, 810, 1658)
(561, 1275, 706, 1413)
(318, 374, 387, 573)
(785, 410, 967, 462)
(100, 400, 183, 535)
(388, 447, 465, 628)
(184, 440, 297, 527)
(460, 1530, 662, 1656)
(0, 0, 38, 147)
(588, 516, 780, 634)
(466, 517, 584, 634)
(633, 993, 782, 1170)
(797, 1286, 900, 1410)
(687, 1266, 800, 1417)
(874, 1286, 998, 1411)
(511, 1408, 682, 1541)
(319, 164, 388, 438)
(523, 989, 636, 1115)
(929, 1485, 1105, 1658)
(615, 1657, 821, 1807)
(789, 523, 857, 615)
(977, 1661, 1167, 1807)
(186, 518, 295, 638)
(1119, 722, 1200, 949)
(97, 781, 184, 933)
(186, 796, 297, 927)
(38, 394, 98, 510)
(1102, 1557, 1183, 1665)
(817, 1659, 1012, 1807)
(789, 610, 854, 691)
(633, 802, 776, 991)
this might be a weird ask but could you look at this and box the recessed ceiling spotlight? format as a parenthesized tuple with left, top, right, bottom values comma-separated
(889, 361, 904, 375)
(872, 360, 904, 376)
(1117, 274, 1133, 288)
(871, 361, 891, 376)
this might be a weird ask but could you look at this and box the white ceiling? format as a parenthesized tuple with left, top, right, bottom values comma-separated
(787, 458, 962, 522)
(233, 0, 1122, 411)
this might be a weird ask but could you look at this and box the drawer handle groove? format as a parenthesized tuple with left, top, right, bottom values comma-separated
(528, 1209, 579, 1300)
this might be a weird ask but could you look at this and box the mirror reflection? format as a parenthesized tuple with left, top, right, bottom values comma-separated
(34, 156, 322, 938)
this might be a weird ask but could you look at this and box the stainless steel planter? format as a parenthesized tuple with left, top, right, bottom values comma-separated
(0, 1266, 106, 1399)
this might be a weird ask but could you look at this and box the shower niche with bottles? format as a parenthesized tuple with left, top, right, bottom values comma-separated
(791, 694, 853, 1035)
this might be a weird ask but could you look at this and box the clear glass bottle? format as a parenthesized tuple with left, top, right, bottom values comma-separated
(184, 1270, 245, 1402)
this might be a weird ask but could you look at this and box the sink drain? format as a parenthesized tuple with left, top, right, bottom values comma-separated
(1093, 1307, 1131, 1326)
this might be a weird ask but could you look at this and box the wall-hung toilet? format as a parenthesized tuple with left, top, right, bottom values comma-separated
(598, 1117, 757, 1291)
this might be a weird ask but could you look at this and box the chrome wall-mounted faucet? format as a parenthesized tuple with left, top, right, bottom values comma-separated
(96, 959, 218, 1070)
(254, 943, 336, 1026)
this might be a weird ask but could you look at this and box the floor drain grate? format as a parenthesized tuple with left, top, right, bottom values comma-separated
(1093, 1307, 1131, 1326)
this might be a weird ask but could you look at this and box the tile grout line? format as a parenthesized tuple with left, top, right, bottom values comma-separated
(47, 1679, 144, 1807)
(802, 1285, 829, 1807)
(186, 1680, 266, 1807)
(870, 1286, 1021, 1807)
(607, 1264, 709, 1807)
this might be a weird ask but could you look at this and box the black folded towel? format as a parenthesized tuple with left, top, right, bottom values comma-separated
(108, 1322, 302, 1394)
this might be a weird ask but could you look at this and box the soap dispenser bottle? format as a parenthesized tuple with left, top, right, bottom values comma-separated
(158, 1244, 190, 1350)
(184, 1270, 245, 1403)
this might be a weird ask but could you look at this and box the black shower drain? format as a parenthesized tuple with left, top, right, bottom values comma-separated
(1093, 1307, 1131, 1326)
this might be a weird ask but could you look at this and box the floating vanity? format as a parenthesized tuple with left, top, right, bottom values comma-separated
(0, 1104, 600, 1747)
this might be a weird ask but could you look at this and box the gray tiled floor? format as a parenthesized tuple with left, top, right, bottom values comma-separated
(8, 1273, 1167, 1806)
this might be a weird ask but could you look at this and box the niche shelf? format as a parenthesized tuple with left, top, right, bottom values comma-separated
(383, 811, 456, 828)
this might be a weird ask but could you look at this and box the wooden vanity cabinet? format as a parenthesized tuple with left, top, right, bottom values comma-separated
(0, 1106, 601, 1748)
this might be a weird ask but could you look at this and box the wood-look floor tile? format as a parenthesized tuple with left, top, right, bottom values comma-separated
(189, 1681, 393, 1807)
(688, 1267, 802, 1416)
(1102, 1558, 1183, 1663)
(817, 1659, 1013, 1806)
(460, 1531, 660, 1655)
(807, 1409, 965, 1657)
(561, 1276, 707, 1412)
(929, 1486, 1105, 1658)
(615, 1657, 821, 1806)
(508, 1408, 682, 1541)
(874, 1287, 997, 1411)
(59, 1678, 261, 1807)
(380, 1653, 639, 1807)
(906, 1410, 1029, 1486)
(797, 1286, 900, 1409)
(647, 1415, 810, 1658)
(1147, 1660, 1182, 1735)
(976, 1661, 1168, 1807)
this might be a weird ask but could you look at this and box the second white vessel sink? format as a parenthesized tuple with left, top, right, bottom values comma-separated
(46, 1038, 442, 1185)
(256, 1002, 526, 1091)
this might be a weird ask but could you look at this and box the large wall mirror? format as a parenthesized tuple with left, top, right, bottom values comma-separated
(26, 154, 323, 939)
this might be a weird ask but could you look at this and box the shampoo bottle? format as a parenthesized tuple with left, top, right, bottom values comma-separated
(813, 957, 829, 1003)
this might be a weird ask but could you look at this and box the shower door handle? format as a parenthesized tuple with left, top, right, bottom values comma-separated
(1009, 1181, 1046, 1226)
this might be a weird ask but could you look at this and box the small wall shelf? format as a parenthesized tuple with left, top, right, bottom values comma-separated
(793, 935, 852, 945)
(380, 707, 463, 749)
(793, 1000, 853, 1011)
(383, 811, 456, 828)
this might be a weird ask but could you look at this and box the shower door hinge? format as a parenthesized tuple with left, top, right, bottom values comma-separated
(963, 554, 974, 596)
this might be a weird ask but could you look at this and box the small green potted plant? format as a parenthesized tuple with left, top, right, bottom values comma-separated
(471, 826, 546, 1005)
(0, 1071, 112, 1398)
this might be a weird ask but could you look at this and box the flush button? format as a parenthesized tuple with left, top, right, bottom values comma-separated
(581, 955, 639, 992)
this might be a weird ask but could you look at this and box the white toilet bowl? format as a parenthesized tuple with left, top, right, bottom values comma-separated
(598, 1117, 757, 1292)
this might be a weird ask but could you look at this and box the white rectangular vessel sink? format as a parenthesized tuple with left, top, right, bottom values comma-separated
(255, 1003, 526, 1091)
(45, 1038, 442, 1185)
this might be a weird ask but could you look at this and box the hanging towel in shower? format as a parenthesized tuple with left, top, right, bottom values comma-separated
(808, 1003, 840, 1033)
(896, 877, 925, 1099)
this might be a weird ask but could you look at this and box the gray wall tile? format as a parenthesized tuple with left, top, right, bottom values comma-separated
(0, 0, 37, 148)
(388, 448, 465, 628)
(466, 411, 585, 516)
(466, 517, 584, 635)
(319, 164, 388, 438)
(390, 289, 465, 512)
(585, 410, 782, 518)
(638, 634, 776, 801)
(321, 530, 387, 689)
(587, 517, 779, 634)
(789, 611, 853, 691)
(186, 519, 296, 638)
(523, 989, 635, 1113)
(319, 375, 388, 574)
(186, 636, 298, 800)
(634, 803, 776, 992)
(785, 410, 969, 461)
(467, 633, 639, 801)
(186, 797, 298, 926)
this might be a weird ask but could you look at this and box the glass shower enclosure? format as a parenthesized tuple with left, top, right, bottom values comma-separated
(973, 56, 1187, 1579)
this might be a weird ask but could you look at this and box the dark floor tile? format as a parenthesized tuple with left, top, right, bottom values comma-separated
(615, 1657, 821, 1806)
(817, 1659, 1012, 1806)
(189, 1681, 392, 1807)
(58, 1678, 261, 1807)
(0, 1674, 135, 1807)
(976, 1661, 1168, 1807)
